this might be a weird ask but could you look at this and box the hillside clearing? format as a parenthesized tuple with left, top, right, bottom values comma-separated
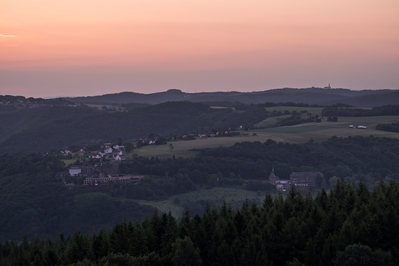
(129, 115, 399, 159)
(135, 187, 268, 219)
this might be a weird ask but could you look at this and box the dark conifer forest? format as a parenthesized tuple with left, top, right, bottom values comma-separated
(0, 182, 398, 266)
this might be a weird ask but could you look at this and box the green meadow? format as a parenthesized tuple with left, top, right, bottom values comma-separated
(129, 114, 399, 159)
(255, 115, 292, 127)
(136, 187, 267, 219)
(128, 135, 262, 159)
(61, 159, 76, 167)
(255, 115, 399, 142)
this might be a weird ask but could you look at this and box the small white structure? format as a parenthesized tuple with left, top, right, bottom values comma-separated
(104, 147, 113, 154)
(69, 166, 82, 176)
(276, 180, 291, 192)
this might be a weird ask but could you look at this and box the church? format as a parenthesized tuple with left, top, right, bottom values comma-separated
(268, 167, 323, 191)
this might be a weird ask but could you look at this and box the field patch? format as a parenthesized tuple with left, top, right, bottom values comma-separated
(129, 115, 399, 159)
(130, 135, 262, 158)
(256, 115, 291, 128)
(255, 115, 399, 142)
(61, 159, 76, 167)
(136, 187, 268, 218)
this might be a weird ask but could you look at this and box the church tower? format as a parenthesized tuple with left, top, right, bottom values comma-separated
(268, 167, 279, 185)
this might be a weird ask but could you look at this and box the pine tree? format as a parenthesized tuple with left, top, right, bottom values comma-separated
(66, 230, 90, 264)
(110, 222, 129, 254)
(129, 222, 148, 257)
(171, 236, 202, 266)
(178, 209, 191, 239)
(91, 229, 110, 261)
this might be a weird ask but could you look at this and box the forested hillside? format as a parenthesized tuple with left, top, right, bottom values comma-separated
(2, 94, 399, 154)
(119, 136, 399, 188)
(0, 102, 269, 154)
(1, 181, 398, 265)
(0, 153, 155, 241)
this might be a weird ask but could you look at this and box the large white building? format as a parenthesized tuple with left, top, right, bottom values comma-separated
(69, 165, 81, 176)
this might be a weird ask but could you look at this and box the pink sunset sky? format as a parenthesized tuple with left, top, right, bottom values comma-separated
(1, 0, 398, 98)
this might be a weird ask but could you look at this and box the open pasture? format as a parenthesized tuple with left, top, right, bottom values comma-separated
(130, 115, 399, 159)
(130, 135, 263, 158)
(136, 187, 267, 218)
(136, 200, 183, 219)
(255, 115, 399, 142)
(255, 115, 291, 128)
(61, 159, 76, 167)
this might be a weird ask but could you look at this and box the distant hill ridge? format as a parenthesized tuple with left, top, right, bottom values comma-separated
(66, 88, 398, 107)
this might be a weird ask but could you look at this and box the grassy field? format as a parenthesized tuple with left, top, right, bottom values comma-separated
(136, 187, 267, 218)
(129, 136, 261, 158)
(255, 115, 399, 142)
(61, 159, 76, 167)
(255, 115, 291, 128)
(128, 115, 399, 159)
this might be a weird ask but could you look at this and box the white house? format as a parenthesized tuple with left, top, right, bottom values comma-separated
(104, 147, 113, 154)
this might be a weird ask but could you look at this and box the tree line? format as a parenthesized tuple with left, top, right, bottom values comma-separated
(0, 181, 398, 265)
(376, 122, 399, 133)
(120, 136, 399, 190)
(322, 104, 399, 117)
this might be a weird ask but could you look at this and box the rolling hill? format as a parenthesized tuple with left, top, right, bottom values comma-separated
(66, 88, 399, 107)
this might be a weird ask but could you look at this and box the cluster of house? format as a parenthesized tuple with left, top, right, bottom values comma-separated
(89, 144, 124, 161)
(268, 168, 324, 191)
(56, 161, 143, 187)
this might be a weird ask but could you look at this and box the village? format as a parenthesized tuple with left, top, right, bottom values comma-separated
(56, 138, 325, 192)
(55, 142, 142, 188)
(54, 129, 241, 186)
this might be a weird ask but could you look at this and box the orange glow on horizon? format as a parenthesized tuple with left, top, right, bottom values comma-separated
(1, 0, 398, 96)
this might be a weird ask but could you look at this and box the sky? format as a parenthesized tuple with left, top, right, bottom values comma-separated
(1, 0, 399, 98)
